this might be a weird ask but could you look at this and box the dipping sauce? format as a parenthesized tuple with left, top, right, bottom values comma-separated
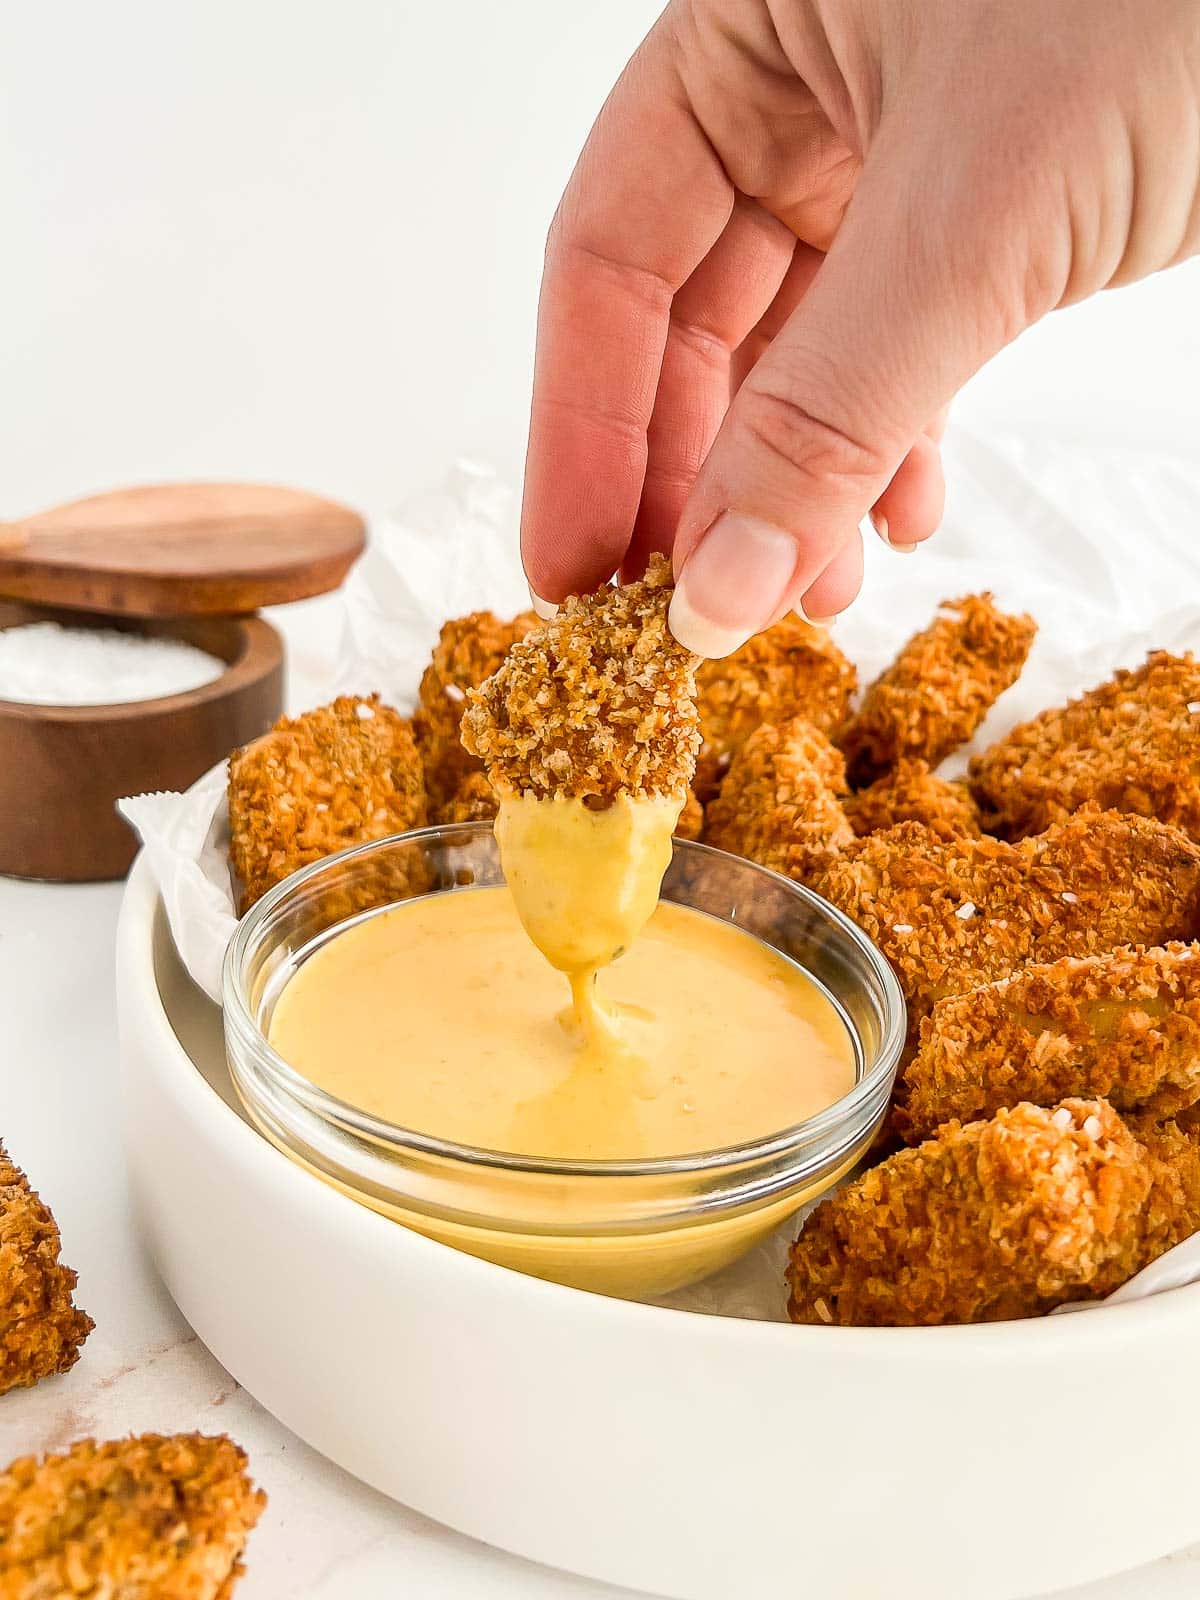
(267, 885, 856, 1160)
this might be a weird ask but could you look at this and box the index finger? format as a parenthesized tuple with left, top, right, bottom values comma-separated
(521, 28, 734, 603)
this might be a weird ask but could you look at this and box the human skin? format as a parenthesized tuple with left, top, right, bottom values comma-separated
(520, 0, 1200, 655)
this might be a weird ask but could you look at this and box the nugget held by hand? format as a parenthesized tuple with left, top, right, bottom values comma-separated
(969, 650, 1200, 841)
(694, 617, 856, 802)
(0, 1433, 265, 1599)
(228, 695, 426, 914)
(705, 717, 852, 884)
(814, 811, 1200, 1029)
(461, 554, 700, 804)
(787, 1099, 1192, 1326)
(838, 594, 1036, 787)
(902, 942, 1200, 1141)
(844, 759, 980, 840)
(1, 1142, 92, 1396)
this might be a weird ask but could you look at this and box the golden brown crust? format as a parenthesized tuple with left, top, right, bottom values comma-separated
(787, 1100, 1159, 1326)
(0, 1433, 265, 1599)
(674, 787, 705, 841)
(813, 811, 1200, 1031)
(969, 651, 1200, 841)
(433, 770, 498, 825)
(413, 611, 537, 810)
(461, 555, 700, 804)
(901, 942, 1200, 1141)
(844, 759, 981, 841)
(1, 1143, 92, 1397)
(838, 594, 1036, 787)
(228, 695, 426, 915)
(705, 717, 852, 884)
(693, 617, 856, 802)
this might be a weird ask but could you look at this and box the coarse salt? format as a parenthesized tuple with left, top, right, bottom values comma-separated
(892, 923, 914, 934)
(443, 683, 465, 703)
(955, 901, 976, 920)
(1188, 701, 1200, 715)
(355, 702, 376, 720)
(1083, 1115, 1103, 1140)
(1052, 1107, 1074, 1130)
(0, 622, 223, 707)
(1062, 892, 1078, 904)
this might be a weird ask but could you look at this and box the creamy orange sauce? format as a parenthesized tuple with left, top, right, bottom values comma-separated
(267, 886, 855, 1160)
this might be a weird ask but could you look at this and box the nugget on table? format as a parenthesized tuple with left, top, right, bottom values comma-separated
(787, 1099, 1200, 1326)
(844, 758, 980, 840)
(704, 717, 852, 884)
(1, 1142, 92, 1397)
(838, 594, 1036, 787)
(0, 1433, 265, 1600)
(969, 650, 1200, 841)
(693, 616, 856, 802)
(814, 811, 1200, 1032)
(228, 694, 426, 914)
(901, 942, 1200, 1142)
(461, 554, 700, 804)
(414, 609, 537, 810)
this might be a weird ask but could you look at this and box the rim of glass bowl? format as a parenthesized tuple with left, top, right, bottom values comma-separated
(222, 823, 907, 1180)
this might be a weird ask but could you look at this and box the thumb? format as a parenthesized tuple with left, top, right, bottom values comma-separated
(667, 147, 1051, 657)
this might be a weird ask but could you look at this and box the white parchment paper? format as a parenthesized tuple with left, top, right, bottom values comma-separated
(119, 433, 1200, 1319)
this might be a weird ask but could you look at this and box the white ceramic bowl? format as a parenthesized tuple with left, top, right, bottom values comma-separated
(118, 852, 1200, 1600)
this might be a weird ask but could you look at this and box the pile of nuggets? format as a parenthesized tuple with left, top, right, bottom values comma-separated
(223, 567, 1200, 1334)
(0, 1141, 264, 1596)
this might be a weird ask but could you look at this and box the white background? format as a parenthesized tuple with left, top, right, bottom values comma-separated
(2, 3, 1199, 1597)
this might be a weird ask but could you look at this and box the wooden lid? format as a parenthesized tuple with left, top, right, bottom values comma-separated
(0, 482, 366, 617)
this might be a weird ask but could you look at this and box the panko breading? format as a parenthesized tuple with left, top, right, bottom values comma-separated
(693, 617, 856, 802)
(838, 594, 1036, 787)
(413, 610, 537, 810)
(813, 811, 1200, 1031)
(434, 770, 498, 825)
(1, 1143, 92, 1396)
(969, 651, 1200, 841)
(674, 787, 705, 842)
(461, 555, 700, 804)
(705, 717, 852, 884)
(787, 1099, 1197, 1326)
(0, 1433, 265, 1600)
(228, 695, 426, 914)
(901, 942, 1200, 1141)
(844, 759, 980, 841)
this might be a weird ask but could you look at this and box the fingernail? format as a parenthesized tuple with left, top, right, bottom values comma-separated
(527, 583, 558, 620)
(870, 509, 918, 555)
(801, 609, 838, 628)
(669, 514, 797, 659)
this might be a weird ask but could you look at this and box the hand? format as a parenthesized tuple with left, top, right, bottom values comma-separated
(520, 0, 1200, 654)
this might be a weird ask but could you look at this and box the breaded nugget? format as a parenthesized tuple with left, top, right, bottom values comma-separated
(969, 650, 1200, 841)
(693, 616, 856, 802)
(0, 1432, 265, 1599)
(1123, 1113, 1200, 1263)
(228, 694, 426, 914)
(901, 942, 1200, 1141)
(414, 610, 537, 809)
(844, 759, 980, 841)
(814, 811, 1200, 1029)
(674, 787, 705, 842)
(838, 594, 1036, 787)
(1, 1143, 92, 1396)
(787, 1099, 1171, 1326)
(461, 555, 700, 803)
(705, 717, 853, 884)
(434, 770, 498, 825)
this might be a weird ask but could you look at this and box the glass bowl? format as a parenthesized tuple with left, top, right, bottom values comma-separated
(223, 824, 905, 1298)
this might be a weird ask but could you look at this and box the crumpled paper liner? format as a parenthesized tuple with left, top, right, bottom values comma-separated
(120, 436, 1200, 1320)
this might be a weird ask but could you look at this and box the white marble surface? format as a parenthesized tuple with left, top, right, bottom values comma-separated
(1, 867, 1199, 1600)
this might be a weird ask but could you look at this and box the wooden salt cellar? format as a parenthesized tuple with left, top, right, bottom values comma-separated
(0, 482, 365, 881)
